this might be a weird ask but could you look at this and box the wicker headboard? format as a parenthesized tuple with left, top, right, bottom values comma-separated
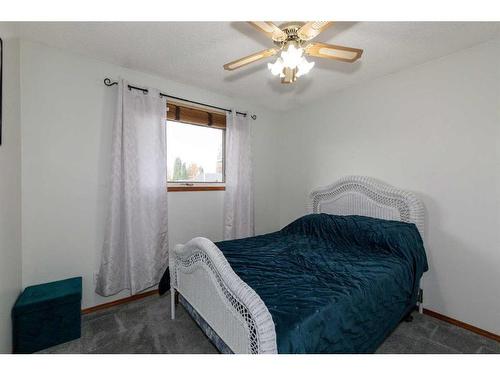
(310, 176, 425, 237)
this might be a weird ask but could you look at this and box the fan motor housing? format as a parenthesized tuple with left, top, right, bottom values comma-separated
(276, 22, 306, 45)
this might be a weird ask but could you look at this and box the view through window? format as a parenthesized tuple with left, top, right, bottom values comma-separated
(167, 121, 224, 183)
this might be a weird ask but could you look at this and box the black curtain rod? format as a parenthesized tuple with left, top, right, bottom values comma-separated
(103, 78, 256, 120)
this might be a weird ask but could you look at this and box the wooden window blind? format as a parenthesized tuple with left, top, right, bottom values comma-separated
(167, 101, 226, 129)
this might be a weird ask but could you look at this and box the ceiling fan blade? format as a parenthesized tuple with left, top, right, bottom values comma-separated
(248, 21, 287, 42)
(297, 22, 333, 41)
(305, 42, 363, 62)
(223, 48, 278, 71)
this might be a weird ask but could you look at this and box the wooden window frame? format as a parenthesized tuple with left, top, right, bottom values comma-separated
(167, 183, 225, 192)
(167, 101, 226, 192)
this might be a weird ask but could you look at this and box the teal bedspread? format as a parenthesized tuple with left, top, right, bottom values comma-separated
(216, 214, 428, 353)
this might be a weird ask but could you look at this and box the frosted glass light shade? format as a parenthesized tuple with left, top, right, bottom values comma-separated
(281, 44, 304, 69)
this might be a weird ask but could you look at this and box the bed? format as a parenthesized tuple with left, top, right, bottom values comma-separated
(169, 176, 428, 354)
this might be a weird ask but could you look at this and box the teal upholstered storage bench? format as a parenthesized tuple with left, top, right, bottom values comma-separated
(12, 277, 82, 353)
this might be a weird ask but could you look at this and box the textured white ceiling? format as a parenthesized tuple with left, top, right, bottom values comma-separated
(10, 22, 500, 110)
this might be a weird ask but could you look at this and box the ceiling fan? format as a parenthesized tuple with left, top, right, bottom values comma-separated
(223, 22, 363, 84)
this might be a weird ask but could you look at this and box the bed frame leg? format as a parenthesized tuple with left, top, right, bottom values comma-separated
(171, 288, 176, 320)
(418, 288, 424, 314)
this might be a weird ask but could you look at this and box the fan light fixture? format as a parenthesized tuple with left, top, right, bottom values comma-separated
(223, 22, 363, 84)
(267, 44, 315, 79)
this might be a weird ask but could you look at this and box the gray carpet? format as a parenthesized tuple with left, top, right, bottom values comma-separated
(38, 293, 499, 354)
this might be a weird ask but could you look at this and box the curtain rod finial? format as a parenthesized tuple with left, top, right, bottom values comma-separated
(104, 78, 117, 86)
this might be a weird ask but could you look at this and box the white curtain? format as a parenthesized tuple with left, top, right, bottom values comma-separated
(96, 80, 168, 296)
(223, 111, 254, 240)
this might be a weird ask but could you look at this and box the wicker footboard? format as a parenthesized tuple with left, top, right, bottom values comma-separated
(169, 237, 277, 354)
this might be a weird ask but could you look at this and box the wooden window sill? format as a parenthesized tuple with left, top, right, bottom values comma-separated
(168, 185, 225, 192)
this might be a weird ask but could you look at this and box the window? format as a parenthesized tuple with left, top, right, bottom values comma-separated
(166, 101, 226, 192)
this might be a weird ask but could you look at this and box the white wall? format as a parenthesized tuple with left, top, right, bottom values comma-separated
(276, 38, 500, 334)
(19, 41, 282, 309)
(0, 34, 22, 353)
